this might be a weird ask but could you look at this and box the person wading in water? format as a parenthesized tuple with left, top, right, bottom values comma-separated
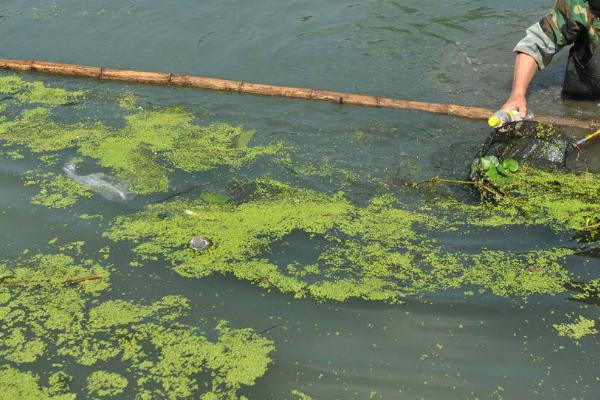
(502, 0, 600, 116)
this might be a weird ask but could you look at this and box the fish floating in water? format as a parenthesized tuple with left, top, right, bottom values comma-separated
(63, 160, 135, 203)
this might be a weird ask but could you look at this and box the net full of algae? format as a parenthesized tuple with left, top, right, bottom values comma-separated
(0, 73, 599, 397)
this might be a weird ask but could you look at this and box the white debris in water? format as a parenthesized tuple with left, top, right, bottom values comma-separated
(63, 160, 135, 202)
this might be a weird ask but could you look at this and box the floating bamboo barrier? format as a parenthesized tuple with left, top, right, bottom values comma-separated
(1, 58, 598, 130)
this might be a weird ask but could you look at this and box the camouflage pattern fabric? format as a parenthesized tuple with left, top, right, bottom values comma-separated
(540, 0, 600, 53)
(515, 0, 600, 69)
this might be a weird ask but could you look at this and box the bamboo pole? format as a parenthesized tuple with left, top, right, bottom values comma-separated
(1, 58, 598, 130)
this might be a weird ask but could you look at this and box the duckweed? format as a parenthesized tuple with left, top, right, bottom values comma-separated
(0, 74, 280, 204)
(0, 149, 25, 160)
(0, 250, 274, 399)
(86, 371, 128, 397)
(553, 316, 598, 342)
(0, 366, 75, 400)
(571, 279, 600, 302)
(435, 165, 600, 232)
(0, 72, 598, 397)
(534, 123, 558, 140)
(23, 170, 93, 208)
(0, 75, 84, 106)
(107, 179, 576, 302)
(116, 91, 140, 110)
(502, 166, 600, 231)
(0, 107, 94, 153)
(291, 390, 315, 400)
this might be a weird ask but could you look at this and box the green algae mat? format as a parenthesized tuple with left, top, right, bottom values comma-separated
(0, 74, 598, 399)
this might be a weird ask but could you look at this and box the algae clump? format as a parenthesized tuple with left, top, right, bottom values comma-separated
(553, 315, 598, 342)
(0, 74, 280, 205)
(570, 279, 600, 303)
(501, 166, 600, 231)
(107, 179, 576, 303)
(0, 366, 75, 400)
(291, 390, 315, 400)
(0, 249, 275, 399)
(86, 371, 128, 397)
(0, 75, 84, 106)
(23, 170, 93, 208)
(433, 165, 600, 233)
(108, 179, 355, 300)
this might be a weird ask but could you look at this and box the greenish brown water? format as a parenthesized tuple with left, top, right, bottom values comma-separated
(0, 1, 598, 399)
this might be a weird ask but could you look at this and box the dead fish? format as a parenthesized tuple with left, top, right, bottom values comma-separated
(63, 160, 135, 203)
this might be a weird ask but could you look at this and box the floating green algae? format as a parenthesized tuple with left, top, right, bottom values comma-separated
(291, 390, 315, 400)
(499, 166, 600, 231)
(109, 179, 354, 300)
(86, 371, 128, 397)
(0, 72, 598, 400)
(553, 315, 598, 342)
(0, 253, 110, 365)
(0, 250, 274, 399)
(200, 192, 231, 205)
(1, 75, 595, 305)
(434, 165, 600, 232)
(0, 149, 25, 160)
(48, 371, 72, 397)
(570, 279, 600, 303)
(0, 75, 84, 106)
(116, 90, 140, 110)
(276, 153, 360, 187)
(23, 170, 93, 208)
(107, 178, 576, 303)
(0, 107, 93, 153)
(0, 74, 280, 205)
(0, 366, 75, 400)
(533, 122, 558, 140)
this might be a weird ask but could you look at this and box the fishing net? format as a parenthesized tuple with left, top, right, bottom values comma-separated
(475, 121, 600, 173)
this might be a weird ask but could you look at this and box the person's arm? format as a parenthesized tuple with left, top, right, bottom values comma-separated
(501, 52, 539, 117)
(501, 0, 588, 116)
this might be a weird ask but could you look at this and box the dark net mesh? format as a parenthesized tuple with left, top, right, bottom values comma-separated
(476, 121, 600, 173)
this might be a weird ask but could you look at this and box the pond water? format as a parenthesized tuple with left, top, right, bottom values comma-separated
(0, 1, 598, 399)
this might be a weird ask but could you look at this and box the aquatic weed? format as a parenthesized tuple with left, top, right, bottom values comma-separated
(107, 179, 577, 303)
(553, 316, 598, 342)
(0, 75, 280, 205)
(0, 249, 275, 399)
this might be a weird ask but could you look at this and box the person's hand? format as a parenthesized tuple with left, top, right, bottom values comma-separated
(500, 95, 528, 118)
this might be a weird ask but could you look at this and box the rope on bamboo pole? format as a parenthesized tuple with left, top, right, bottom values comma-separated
(1, 58, 599, 130)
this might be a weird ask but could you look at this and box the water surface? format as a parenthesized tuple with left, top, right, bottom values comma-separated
(0, 1, 598, 399)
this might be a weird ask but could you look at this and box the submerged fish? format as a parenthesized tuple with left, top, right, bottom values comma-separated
(63, 160, 135, 203)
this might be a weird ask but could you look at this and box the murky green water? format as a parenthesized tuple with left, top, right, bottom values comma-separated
(0, 1, 598, 399)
